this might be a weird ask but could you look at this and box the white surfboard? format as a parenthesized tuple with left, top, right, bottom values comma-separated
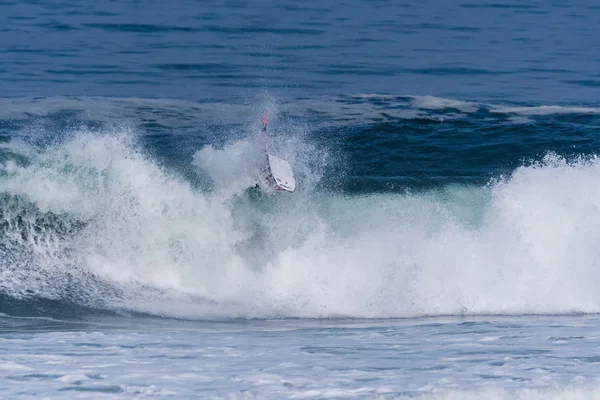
(268, 154, 296, 192)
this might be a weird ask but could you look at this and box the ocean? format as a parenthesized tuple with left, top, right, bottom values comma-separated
(1, 0, 600, 398)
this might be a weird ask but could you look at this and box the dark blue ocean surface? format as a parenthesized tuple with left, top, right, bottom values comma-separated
(2, 0, 600, 103)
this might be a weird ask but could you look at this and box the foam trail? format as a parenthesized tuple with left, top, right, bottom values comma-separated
(393, 386, 600, 400)
(2, 128, 600, 319)
(411, 95, 479, 113)
(491, 105, 600, 115)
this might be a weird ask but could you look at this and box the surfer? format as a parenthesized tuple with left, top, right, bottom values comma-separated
(252, 110, 296, 193)
(254, 111, 274, 189)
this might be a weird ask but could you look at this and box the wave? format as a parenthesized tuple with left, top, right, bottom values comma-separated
(1, 109, 600, 319)
(0, 131, 597, 319)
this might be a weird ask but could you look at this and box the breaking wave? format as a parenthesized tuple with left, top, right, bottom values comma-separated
(1, 105, 600, 320)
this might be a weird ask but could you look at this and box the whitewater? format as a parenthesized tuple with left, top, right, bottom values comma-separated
(2, 117, 600, 320)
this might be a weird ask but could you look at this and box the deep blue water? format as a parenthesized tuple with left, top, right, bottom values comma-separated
(2, 0, 600, 398)
(2, 0, 600, 103)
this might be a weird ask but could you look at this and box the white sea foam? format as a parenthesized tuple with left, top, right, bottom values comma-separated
(491, 105, 600, 115)
(0, 317, 598, 399)
(0, 362, 33, 371)
(2, 128, 600, 319)
(411, 95, 480, 113)
(394, 386, 600, 400)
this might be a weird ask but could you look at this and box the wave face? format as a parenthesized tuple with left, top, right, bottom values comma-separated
(1, 96, 600, 319)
